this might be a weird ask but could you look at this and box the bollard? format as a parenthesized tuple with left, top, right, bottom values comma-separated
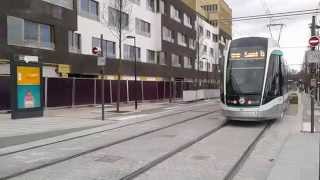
(311, 95, 315, 133)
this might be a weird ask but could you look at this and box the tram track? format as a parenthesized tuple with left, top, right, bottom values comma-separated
(0, 101, 219, 157)
(122, 120, 274, 180)
(119, 121, 228, 180)
(1, 107, 221, 180)
(223, 120, 273, 180)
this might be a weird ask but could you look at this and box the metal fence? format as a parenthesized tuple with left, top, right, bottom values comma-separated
(0, 76, 218, 110)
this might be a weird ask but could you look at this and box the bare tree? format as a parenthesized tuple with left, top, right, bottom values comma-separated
(101, 0, 134, 112)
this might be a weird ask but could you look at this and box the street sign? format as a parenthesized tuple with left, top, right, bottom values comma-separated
(97, 57, 106, 66)
(18, 55, 39, 63)
(305, 50, 320, 63)
(309, 36, 320, 47)
(92, 47, 101, 55)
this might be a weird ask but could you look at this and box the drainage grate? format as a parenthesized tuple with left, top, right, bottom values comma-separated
(96, 155, 123, 163)
(191, 155, 210, 161)
(160, 134, 177, 138)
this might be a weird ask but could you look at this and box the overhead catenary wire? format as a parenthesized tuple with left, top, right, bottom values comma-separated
(219, 8, 320, 22)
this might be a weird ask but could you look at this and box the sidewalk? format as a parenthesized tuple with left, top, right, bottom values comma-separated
(267, 92, 320, 180)
(0, 100, 194, 148)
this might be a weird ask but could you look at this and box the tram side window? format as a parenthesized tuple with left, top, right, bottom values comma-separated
(280, 57, 288, 94)
(264, 54, 281, 104)
(281, 57, 289, 94)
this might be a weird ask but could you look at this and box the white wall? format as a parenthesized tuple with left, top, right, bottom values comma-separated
(76, 0, 162, 63)
(196, 16, 219, 72)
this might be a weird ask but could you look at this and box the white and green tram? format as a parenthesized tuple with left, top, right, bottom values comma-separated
(221, 37, 289, 121)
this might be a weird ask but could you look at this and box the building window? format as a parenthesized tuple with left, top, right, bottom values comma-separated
(160, 0, 165, 14)
(108, 7, 129, 29)
(7, 16, 55, 50)
(210, 48, 214, 57)
(177, 33, 187, 47)
(146, 0, 155, 12)
(206, 30, 211, 39)
(124, 44, 141, 61)
(210, 20, 218, 27)
(147, 50, 157, 64)
(163, 26, 174, 43)
(201, 4, 218, 13)
(206, 62, 211, 71)
(203, 45, 207, 53)
(79, 0, 99, 21)
(189, 39, 195, 49)
(184, 14, 192, 28)
(136, 18, 151, 37)
(159, 52, 166, 65)
(170, 5, 181, 23)
(212, 33, 218, 42)
(199, 26, 203, 36)
(184, 57, 192, 69)
(92, 37, 116, 58)
(129, 0, 140, 5)
(68, 31, 81, 53)
(171, 54, 181, 67)
(199, 61, 204, 70)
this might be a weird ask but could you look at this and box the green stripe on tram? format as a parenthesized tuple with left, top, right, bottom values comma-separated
(271, 50, 283, 56)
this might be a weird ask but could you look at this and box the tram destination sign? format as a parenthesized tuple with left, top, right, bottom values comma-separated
(230, 48, 265, 60)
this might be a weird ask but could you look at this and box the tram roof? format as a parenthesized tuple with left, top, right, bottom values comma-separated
(231, 37, 280, 49)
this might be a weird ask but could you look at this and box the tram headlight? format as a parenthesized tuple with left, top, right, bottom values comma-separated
(239, 98, 245, 105)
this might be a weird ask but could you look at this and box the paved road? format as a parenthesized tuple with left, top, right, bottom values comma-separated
(0, 99, 314, 180)
(0, 100, 221, 179)
(0, 100, 217, 148)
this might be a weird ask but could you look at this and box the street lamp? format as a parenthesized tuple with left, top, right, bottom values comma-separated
(126, 35, 138, 110)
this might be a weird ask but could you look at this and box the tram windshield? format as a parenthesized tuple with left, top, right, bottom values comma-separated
(226, 47, 267, 95)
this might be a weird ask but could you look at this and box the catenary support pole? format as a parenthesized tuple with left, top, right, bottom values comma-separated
(311, 94, 315, 133)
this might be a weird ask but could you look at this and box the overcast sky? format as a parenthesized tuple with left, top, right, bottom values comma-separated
(225, 0, 319, 70)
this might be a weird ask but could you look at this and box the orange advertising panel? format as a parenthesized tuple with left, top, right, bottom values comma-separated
(17, 66, 40, 85)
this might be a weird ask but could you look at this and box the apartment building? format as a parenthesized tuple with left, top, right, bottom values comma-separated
(0, 0, 78, 77)
(77, 1, 161, 63)
(182, 0, 232, 64)
(0, 0, 216, 79)
(0, 0, 220, 109)
(196, 15, 219, 74)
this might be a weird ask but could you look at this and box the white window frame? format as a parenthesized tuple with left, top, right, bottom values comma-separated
(184, 56, 192, 69)
(171, 54, 181, 67)
(183, 14, 192, 28)
(163, 26, 174, 43)
(170, 5, 181, 23)
(177, 32, 187, 47)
